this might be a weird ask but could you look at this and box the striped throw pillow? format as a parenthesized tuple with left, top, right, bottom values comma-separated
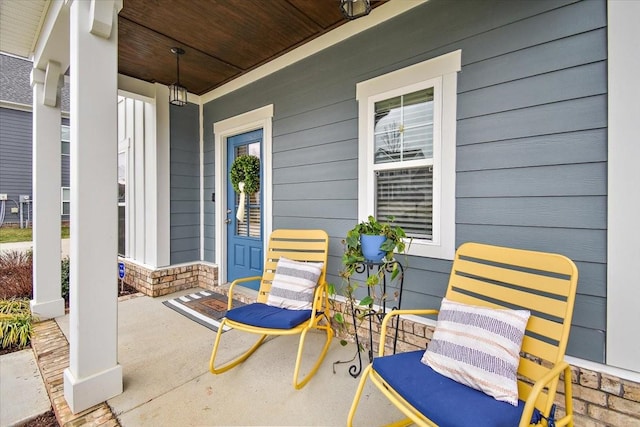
(266, 257, 324, 310)
(421, 298, 530, 406)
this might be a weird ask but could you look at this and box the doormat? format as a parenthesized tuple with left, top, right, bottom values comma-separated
(162, 290, 245, 332)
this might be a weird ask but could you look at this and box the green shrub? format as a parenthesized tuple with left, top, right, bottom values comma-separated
(0, 298, 36, 349)
(0, 250, 69, 310)
(61, 256, 70, 303)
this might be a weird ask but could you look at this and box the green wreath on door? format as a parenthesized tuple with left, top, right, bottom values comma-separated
(230, 154, 260, 194)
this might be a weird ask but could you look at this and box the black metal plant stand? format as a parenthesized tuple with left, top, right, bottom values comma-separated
(339, 260, 404, 378)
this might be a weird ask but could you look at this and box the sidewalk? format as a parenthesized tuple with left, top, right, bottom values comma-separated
(0, 238, 70, 257)
(3, 289, 400, 426)
(0, 349, 51, 426)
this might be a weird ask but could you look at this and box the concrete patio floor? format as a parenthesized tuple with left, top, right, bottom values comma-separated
(50, 288, 401, 426)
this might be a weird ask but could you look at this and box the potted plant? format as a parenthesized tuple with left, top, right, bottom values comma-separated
(330, 216, 410, 365)
(343, 215, 407, 264)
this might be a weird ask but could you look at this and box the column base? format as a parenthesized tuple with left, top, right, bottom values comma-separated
(63, 364, 123, 414)
(30, 298, 65, 320)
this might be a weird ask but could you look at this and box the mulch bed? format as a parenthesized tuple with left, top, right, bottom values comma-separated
(117, 282, 139, 297)
(18, 409, 58, 427)
(0, 343, 26, 356)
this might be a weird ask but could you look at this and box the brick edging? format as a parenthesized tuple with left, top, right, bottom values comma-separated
(31, 320, 120, 427)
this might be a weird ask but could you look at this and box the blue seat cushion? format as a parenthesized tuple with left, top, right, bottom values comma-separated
(226, 303, 313, 329)
(372, 350, 542, 427)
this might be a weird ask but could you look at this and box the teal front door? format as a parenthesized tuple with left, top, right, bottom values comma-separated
(226, 129, 263, 288)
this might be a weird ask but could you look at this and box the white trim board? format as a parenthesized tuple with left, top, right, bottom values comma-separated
(606, 0, 640, 373)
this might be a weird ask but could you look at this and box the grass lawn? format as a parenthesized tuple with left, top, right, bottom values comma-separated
(0, 226, 70, 243)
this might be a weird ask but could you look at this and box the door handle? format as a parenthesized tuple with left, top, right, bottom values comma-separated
(225, 218, 232, 224)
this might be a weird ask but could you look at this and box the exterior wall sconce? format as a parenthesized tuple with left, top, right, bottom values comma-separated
(340, 0, 371, 20)
(169, 47, 188, 106)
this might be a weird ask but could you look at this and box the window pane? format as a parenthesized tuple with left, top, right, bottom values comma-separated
(236, 191, 261, 238)
(374, 96, 401, 130)
(248, 142, 260, 157)
(61, 141, 70, 155)
(234, 143, 261, 239)
(374, 131, 402, 163)
(118, 152, 126, 203)
(62, 188, 70, 202)
(404, 124, 433, 159)
(61, 125, 70, 142)
(376, 167, 433, 240)
(62, 202, 70, 216)
(118, 205, 126, 256)
(374, 88, 434, 164)
(403, 88, 433, 129)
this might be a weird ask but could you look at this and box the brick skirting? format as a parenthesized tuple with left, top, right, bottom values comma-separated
(329, 299, 640, 426)
(104, 266, 640, 426)
(117, 259, 218, 297)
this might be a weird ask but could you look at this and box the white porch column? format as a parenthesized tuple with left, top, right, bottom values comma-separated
(144, 84, 171, 267)
(63, 0, 123, 413)
(30, 63, 65, 320)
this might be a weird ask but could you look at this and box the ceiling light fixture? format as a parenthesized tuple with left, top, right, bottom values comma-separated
(169, 47, 187, 106)
(340, 0, 371, 20)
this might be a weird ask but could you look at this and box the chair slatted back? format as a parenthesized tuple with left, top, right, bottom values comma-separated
(445, 242, 578, 415)
(257, 229, 330, 304)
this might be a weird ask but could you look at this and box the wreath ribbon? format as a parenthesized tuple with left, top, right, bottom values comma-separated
(236, 182, 246, 222)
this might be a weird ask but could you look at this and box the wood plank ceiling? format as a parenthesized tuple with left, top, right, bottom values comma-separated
(118, 0, 386, 96)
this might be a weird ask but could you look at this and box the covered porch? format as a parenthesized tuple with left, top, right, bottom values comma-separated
(1, 0, 639, 425)
(31, 288, 399, 426)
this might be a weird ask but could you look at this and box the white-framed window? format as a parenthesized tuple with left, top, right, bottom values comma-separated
(356, 50, 461, 260)
(61, 187, 70, 215)
(61, 124, 70, 156)
(117, 143, 128, 257)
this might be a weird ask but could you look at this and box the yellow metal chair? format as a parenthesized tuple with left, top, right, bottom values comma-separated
(209, 229, 334, 389)
(348, 242, 579, 426)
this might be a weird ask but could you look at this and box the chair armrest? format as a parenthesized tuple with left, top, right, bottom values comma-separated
(308, 281, 330, 316)
(378, 309, 439, 357)
(227, 275, 262, 310)
(519, 361, 573, 427)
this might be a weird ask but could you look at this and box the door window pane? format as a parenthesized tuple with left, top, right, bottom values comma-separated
(234, 143, 261, 238)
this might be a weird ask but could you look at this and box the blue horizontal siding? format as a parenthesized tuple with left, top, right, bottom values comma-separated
(169, 103, 200, 264)
(201, 0, 607, 362)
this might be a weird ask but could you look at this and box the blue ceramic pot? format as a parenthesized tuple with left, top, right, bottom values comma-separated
(361, 234, 387, 262)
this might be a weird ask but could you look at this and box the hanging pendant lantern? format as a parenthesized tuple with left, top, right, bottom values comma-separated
(340, 0, 371, 20)
(169, 47, 188, 106)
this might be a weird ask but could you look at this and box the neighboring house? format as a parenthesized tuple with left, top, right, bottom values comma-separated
(0, 53, 70, 227)
(6, 0, 639, 423)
